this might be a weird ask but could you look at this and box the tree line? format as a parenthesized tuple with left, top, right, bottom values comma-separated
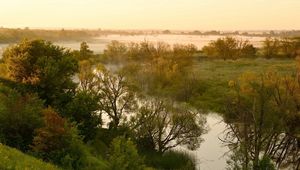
(202, 37, 300, 60)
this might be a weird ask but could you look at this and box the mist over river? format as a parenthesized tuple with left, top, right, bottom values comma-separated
(0, 34, 266, 57)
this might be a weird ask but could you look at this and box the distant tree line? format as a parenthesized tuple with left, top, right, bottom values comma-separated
(202, 37, 300, 60)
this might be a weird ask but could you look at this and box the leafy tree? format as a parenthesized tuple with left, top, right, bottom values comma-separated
(279, 38, 300, 58)
(203, 37, 256, 60)
(2, 39, 79, 107)
(132, 99, 206, 153)
(65, 90, 101, 141)
(103, 40, 128, 63)
(261, 38, 280, 58)
(31, 108, 107, 170)
(224, 71, 300, 169)
(0, 63, 8, 78)
(72, 42, 94, 62)
(78, 60, 97, 92)
(94, 68, 137, 129)
(0, 85, 44, 151)
(108, 136, 145, 170)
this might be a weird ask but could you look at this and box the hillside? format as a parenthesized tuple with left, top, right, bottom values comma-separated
(0, 143, 60, 170)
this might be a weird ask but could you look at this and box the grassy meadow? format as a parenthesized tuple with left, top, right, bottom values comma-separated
(190, 58, 296, 111)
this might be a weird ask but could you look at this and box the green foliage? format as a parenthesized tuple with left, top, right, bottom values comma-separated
(103, 40, 197, 63)
(144, 150, 196, 170)
(3, 39, 79, 107)
(109, 136, 145, 170)
(132, 99, 206, 153)
(0, 85, 44, 151)
(0, 143, 61, 170)
(261, 38, 281, 58)
(65, 90, 101, 141)
(259, 156, 275, 170)
(95, 69, 137, 129)
(202, 37, 256, 60)
(31, 108, 108, 170)
(261, 37, 300, 58)
(0, 28, 96, 43)
(72, 42, 96, 63)
(224, 71, 300, 169)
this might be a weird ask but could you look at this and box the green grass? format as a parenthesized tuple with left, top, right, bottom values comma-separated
(190, 58, 296, 111)
(0, 143, 61, 170)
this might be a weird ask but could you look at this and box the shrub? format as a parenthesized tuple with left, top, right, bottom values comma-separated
(109, 136, 145, 170)
(0, 85, 44, 151)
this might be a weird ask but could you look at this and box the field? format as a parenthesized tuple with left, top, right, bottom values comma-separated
(190, 58, 296, 111)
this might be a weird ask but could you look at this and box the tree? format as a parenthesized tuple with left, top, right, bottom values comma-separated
(279, 38, 300, 58)
(65, 91, 101, 141)
(261, 38, 280, 58)
(103, 40, 128, 63)
(94, 68, 137, 129)
(31, 108, 106, 169)
(132, 99, 206, 153)
(0, 85, 44, 151)
(2, 39, 79, 107)
(203, 37, 256, 60)
(108, 136, 145, 170)
(224, 71, 300, 169)
(72, 42, 94, 61)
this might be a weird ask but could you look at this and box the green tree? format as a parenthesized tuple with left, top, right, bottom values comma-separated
(225, 71, 300, 169)
(94, 69, 137, 129)
(3, 39, 79, 107)
(72, 42, 94, 62)
(203, 37, 256, 60)
(0, 85, 44, 151)
(31, 108, 107, 170)
(65, 90, 101, 141)
(103, 40, 128, 63)
(132, 99, 206, 153)
(108, 136, 145, 170)
(261, 38, 280, 58)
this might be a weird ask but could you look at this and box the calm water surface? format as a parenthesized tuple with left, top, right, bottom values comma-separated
(175, 113, 228, 170)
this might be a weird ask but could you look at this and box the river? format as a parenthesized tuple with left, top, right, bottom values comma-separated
(175, 113, 228, 170)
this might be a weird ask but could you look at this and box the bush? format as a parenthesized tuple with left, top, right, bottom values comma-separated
(0, 85, 44, 151)
(109, 136, 145, 170)
(31, 108, 108, 170)
(144, 150, 196, 170)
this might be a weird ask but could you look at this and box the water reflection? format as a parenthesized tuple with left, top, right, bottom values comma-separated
(176, 113, 229, 170)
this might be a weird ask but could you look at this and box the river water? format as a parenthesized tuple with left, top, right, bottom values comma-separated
(175, 113, 228, 170)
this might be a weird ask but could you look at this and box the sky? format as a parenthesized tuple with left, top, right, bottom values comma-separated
(0, 0, 300, 30)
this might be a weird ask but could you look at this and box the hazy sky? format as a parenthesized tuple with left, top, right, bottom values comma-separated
(1, 0, 300, 30)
